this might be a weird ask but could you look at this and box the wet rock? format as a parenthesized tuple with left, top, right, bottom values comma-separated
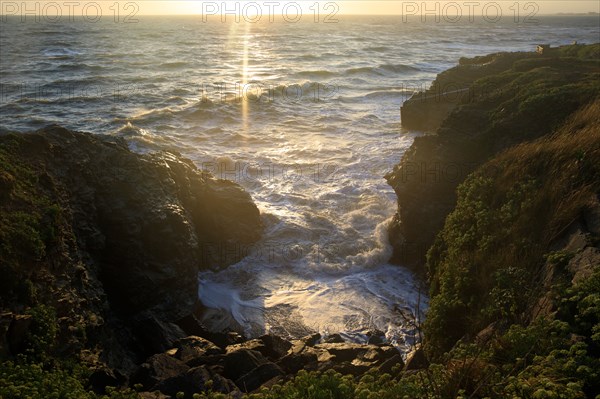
(366, 330, 386, 345)
(322, 333, 345, 343)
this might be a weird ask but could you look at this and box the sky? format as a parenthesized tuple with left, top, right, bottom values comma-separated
(2, 1, 599, 16)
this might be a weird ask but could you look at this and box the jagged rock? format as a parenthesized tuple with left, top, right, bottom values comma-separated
(377, 354, 404, 374)
(404, 346, 428, 371)
(388, 50, 599, 267)
(235, 362, 284, 393)
(226, 339, 266, 355)
(322, 333, 345, 343)
(155, 365, 239, 398)
(275, 338, 320, 373)
(131, 353, 190, 390)
(366, 330, 386, 345)
(226, 335, 291, 362)
(133, 316, 188, 357)
(174, 336, 223, 363)
(257, 334, 293, 360)
(315, 343, 387, 362)
(223, 349, 269, 380)
(301, 332, 322, 346)
(568, 247, 600, 284)
(139, 392, 170, 399)
(0, 126, 262, 373)
(88, 367, 126, 394)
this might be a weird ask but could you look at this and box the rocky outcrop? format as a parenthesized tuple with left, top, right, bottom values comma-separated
(129, 332, 403, 397)
(387, 44, 600, 267)
(0, 126, 262, 373)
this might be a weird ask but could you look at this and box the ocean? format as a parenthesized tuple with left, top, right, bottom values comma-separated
(1, 14, 598, 353)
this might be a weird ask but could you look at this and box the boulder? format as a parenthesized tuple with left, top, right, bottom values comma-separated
(130, 353, 190, 390)
(404, 346, 428, 371)
(223, 349, 269, 380)
(174, 336, 223, 363)
(155, 365, 239, 398)
(377, 354, 404, 374)
(322, 333, 345, 343)
(568, 247, 600, 284)
(235, 362, 284, 392)
(0, 126, 262, 371)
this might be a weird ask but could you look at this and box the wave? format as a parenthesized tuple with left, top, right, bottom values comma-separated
(294, 70, 337, 78)
(41, 48, 82, 58)
(159, 61, 189, 69)
(346, 63, 421, 76)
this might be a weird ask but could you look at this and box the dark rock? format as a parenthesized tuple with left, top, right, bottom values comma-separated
(133, 316, 187, 357)
(0, 126, 262, 373)
(568, 247, 600, 284)
(184, 353, 226, 368)
(7, 314, 33, 355)
(235, 362, 284, 393)
(277, 351, 318, 373)
(583, 195, 600, 235)
(388, 49, 598, 267)
(226, 339, 266, 355)
(404, 346, 428, 371)
(315, 343, 375, 362)
(155, 365, 239, 398)
(366, 330, 386, 345)
(223, 349, 269, 380)
(377, 354, 404, 374)
(139, 392, 170, 399)
(174, 336, 223, 363)
(322, 333, 345, 343)
(227, 335, 292, 362)
(130, 353, 189, 390)
(88, 367, 125, 394)
(301, 332, 322, 346)
(0, 313, 12, 359)
(258, 334, 293, 360)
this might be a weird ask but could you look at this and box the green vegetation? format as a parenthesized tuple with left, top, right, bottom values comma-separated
(425, 100, 600, 356)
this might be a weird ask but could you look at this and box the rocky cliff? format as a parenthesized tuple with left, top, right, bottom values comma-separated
(0, 125, 262, 375)
(387, 44, 600, 267)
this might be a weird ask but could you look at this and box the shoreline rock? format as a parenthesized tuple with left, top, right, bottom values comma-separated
(0, 125, 262, 374)
(388, 44, 600, 268)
